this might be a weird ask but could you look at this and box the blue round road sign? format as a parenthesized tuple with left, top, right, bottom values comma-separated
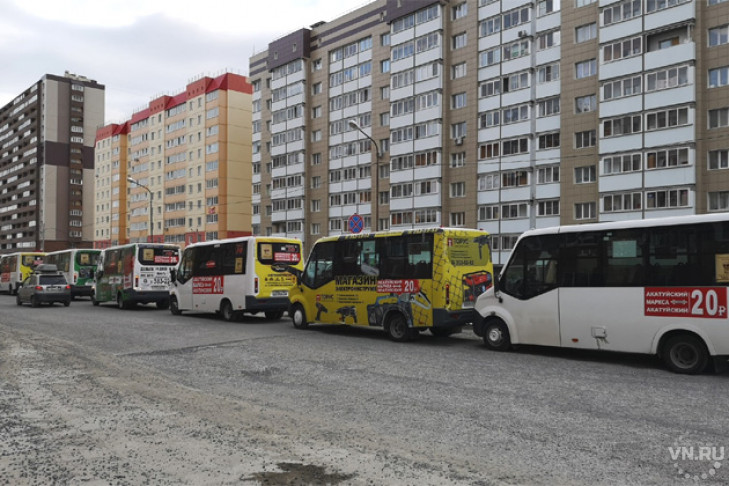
(348, 213, 364, 234)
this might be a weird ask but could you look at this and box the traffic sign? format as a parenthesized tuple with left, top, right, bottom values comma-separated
(348, 213, 364, 234)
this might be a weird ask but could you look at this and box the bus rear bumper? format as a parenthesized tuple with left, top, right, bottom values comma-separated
(125, 289, 170, 305)
(244, 296, 290, 313)
(71, 285, 94, 297)
(431, 308, 479, 329)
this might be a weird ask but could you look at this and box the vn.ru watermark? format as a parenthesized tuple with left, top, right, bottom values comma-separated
(669, 435, 725, 481)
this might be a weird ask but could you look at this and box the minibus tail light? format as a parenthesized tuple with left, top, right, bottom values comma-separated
(254, 277, 259, 294)
(445, 283, 450, 306)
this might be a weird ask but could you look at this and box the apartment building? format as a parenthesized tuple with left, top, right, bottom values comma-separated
(250, 0, 729, 262)
(0, 72, 104, 253)
(94, 73, 253, 248)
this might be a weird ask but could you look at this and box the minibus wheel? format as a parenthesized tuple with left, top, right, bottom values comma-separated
(483, 318, 511, 351)
(169, 296, 182, 315)
(386, 313, 415, 342)
(291, 304, 308, 329)
(117, 293, 125, 309)
(662, 334, 709, 375)
(220, 300, 236, 321)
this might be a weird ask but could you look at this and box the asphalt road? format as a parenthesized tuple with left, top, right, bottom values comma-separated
(0, 296, 727, 485)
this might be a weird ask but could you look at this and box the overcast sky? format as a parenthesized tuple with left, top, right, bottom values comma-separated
(0, 0, 374, 125)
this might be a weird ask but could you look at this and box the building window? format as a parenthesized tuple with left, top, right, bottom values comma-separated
(452, 92, 467, 109)
(451, 122, 466, 139)
(603, 36, 642, 62)
(502, 138, 528, 156)
(452, 32, 467, 50)
(604, 0, 642, 26)
(645, 147, 689, 169)
(575, 59, 597, 79)
(537, 62, 560, 84)
(709, 191, 729, 211)
(479, 142, 500, 159)
(709, 108, 729, 129)
(646, 189, 689, 208)
(480, 15, 501, 37)
(450, 212, 466, 227)
(452, 62, 467, 79)
(312, 83, 322, 95)
(381, 59, 390, 73)
(537, 30, 560, 50)
(575, 202, 596, 220)
(478, 174, 500, 190)
(538, 132, 560, 150)
(575, 166, 596, 184)
(537, 0, 559, 16)
(451, 152, 465, 168)
(537, 97, 560, 117)
(478, 205, 499, 221)
(603, 114, 642, 137)
(603, 153, 642, 175)
(537, 166, 560, 183)
(647, 66, 689, 92)
(575, 130, 596, 149)
(709, 149, 729, 170)
(450, 182, 466, 198)
(709, 66, 729, 88)
(646, 107, 689, 131)
(501, 203, 527, 219)
(575, 23, 597, 43)
(709, 25, 729, 47)
(603, 75, 642, 100)
(452, 2, 468, 19)
(479, 47, 501, 67)
(537, 200, 560, 216)
(603, 192, 642, 213)
(480, 78, 501, 97)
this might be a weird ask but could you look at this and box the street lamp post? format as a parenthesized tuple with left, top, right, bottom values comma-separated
(127, 176, 153, 243)
(348, 120, 382, 231)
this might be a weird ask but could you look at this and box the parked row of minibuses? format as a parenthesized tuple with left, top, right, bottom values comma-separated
(3, 214, 729, 375)
(0, 249, 100, 297)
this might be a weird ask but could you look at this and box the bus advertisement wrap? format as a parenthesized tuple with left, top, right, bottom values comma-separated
(645, 287, 728, 319)
(288, 228, 493, 341)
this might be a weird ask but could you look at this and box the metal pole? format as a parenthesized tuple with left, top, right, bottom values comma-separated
(348, 120, 381, 231)
(127, 177, 153, 243)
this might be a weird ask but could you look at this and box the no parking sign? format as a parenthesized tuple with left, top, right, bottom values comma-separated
(348, 213, 364, 234)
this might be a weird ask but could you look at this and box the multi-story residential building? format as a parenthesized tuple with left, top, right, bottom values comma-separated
(0, 72, 105, 253)
(94, 73, 253, 248)
(250, 0, 729, 262)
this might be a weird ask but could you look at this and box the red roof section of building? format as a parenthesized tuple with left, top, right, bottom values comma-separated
(95, 121, 130, 142)
(99, 73, 251, 133)
(130, 108, 150, 125)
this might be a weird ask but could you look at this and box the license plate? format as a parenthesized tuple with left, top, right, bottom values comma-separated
(46, 286, 62, 293)
(272, 290, 288, 297)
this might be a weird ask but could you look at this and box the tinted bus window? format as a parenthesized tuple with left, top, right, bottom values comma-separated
(258, 242, 301, 265)
(221, 242, 246, 275)
(138, 247, 179, 265)
(77, 251, 99, 266)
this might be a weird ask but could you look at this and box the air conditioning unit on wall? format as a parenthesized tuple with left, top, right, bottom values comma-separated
(518, 30, 528, 38)
(454, 137, 464, 146)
